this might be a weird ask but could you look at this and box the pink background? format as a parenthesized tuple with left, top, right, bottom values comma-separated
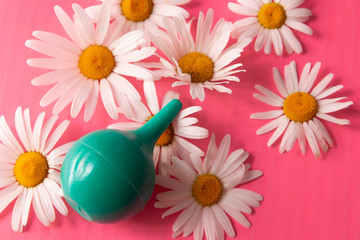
(0, 0, 359, 239)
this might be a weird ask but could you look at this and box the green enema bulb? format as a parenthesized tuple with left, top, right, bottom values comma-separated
(60, 99, 182, 223)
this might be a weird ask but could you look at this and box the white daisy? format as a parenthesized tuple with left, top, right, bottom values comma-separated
(26, 0, 156, 121)
(148, 9, 251, 101)
(155, 134, 263, 239)
(85, 0, 190, 34)
(108, 81, 209, 175)
(228, 0, 313, 55)
(251, 61, 353, 157)
(0, 107, 72, 232)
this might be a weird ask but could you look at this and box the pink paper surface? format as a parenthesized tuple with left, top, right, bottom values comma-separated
(0, 0, 359, 239)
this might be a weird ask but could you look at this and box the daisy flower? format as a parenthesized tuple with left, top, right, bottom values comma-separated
(251, 61, 353, 157)
(108, 81, 208, 175)
(228, 0, 313, 55)
(155, 134, 263, 239)
(0, 107, 72, 232)
(85, 0, 190, 34)
(148, 9, 251, 101)
(26, 0, 156, 121)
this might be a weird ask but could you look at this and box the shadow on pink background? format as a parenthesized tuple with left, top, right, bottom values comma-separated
(0, 0, 359, 239)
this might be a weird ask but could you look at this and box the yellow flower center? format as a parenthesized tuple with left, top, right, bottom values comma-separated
(283, 92, 318, 123)
(78, 45, 116, 80)
(147, 115, 175, 146)
(121, 0, 154, 22)
(14, 152, 49, 188)
(258, 2, 287, 29)
(178, 52, 214, 83)
(192, 174, 223, 206)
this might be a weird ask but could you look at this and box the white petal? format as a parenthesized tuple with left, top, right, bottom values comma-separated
(297, 124, 307, 155)
(229, 188, 263, 202)
(0, 183, 23, 213)
(308, 120, 329, 153)
(25, 39, 78, 60)
(109, 30, 144, 51)
(100, 79, 118, 120)
(0, 177, 16, 189)
(303, 121, 320, 158)
(228, 2, 259, 16)
(272, 67, 289, 98)
(108, 122, 144, 131)
(303, 62, 321, 93)
(286, 19, 313, 35)
(221, 193, 252, 214)
(39, 75, 77, 107)
(14, 107, 31, 152)
(255, 84, 284, 103)
(161, 197, 194, 218)
(175, 125, 209, 140)
(84, 80, 99, 122)
(219, 200, 251, 228)
(72, 3, 96, 45)
(161, 91, 180, 109)
(11, 188, 26, 232)
(96, 0, 111, 44)
(37, 184, 56, 222)
(286, 7, 311, 17)
(193, 210, 205, 240)
(279, 120, 297, 153)
(32, 112, 46, 152)
(116, 47, 156, 63)
(253, 93, 283, 107)
(264, 29, 273, 54)
(298, 63, 311, 92)
(0, 116, 23, 155)
(168, 157, 197, 185)
(211, 134, 231, 174)
(316, 85, 344, 100)
(271, 29, 283, 56)
(107, 73, 141, 101)
(54, 5, 86, 49)
(27, 58, 77, 69)
(43, 120, 70, 156)
(48, 190, 68, 216)
(211, 204, 235, 238)
(39, 115, 58, 153)
(182, 204, 203, 237)
(250, 110, 284, 119)
(155, 175, 191, 191)
(190, 84, 206, 102)
(177, 106, 202, 119)
(143, 80, 159, 114)
(21, 187, 33, 227)
(71, 79, 93, 118)
(316, 112, 350, 125)
(32, 188, 50, 226)
(214, 47, 241, 72)
(203, 207, 217, 240)
(173, 136, 205, 157)
(312, 117, 333, 147)
(113, 63, 153, 80)
(267, 117, 290, 146)
(256, 115, 286, 135)
(319, 101, 353, 114)
(284, 62, 297, 93)
(171, 200, 197, 232)
(218, 150, 248, 179)
(311, 73, 334, 97)
(279, 25, 302, 54)
(254, 28, 268, 52)
(203, 133, 217, 173)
